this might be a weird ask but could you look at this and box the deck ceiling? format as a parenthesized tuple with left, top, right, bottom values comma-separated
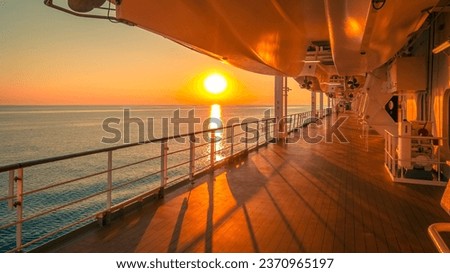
(115, 0, 438, 78)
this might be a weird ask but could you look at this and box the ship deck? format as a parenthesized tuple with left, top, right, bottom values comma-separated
(42, 113, 450, 253)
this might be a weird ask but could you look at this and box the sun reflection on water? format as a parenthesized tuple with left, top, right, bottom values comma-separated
(209, 104, 224, 161)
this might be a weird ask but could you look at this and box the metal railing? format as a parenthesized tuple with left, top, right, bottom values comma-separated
(384, 130, 447, 186)
(0, 110, 330, 252)
(284, 109, 325, 133)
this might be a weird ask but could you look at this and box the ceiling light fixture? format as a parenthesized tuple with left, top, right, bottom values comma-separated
(302, 60, 321, 64)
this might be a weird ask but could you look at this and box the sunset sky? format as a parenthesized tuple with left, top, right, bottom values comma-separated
(0, 1, 310, 106)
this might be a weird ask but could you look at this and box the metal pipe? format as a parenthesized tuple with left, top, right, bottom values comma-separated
(256, 121, 260, 149)
(274, 76, 284, 140)
(210, 131, 215, 169)
(107, 151, 113, 210)
(189, 134, 195, 180)
(265, 119, 269, 143)
(15, 168, 23, 252)
(245, 124, 248, 150)
(230, 126, 234, 156)
(284, 77, 288, 118)
(320, 91, 324, 117)
(8, 170, 14, 210)
(159, 140, 168, 198)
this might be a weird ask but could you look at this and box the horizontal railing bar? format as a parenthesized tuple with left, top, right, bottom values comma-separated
(112, 154, 161, 171)
(19, 188, 109, 227)
(214, 158, 226, 164)
(166, 148, 190, 156)
(0, 117, 276, 173)
(0, 195, 15, 203)
(233, 132, 247, 137)
(8, 213, 96, 253)
(194, 142, 210, 148)
(166, 146, 191, 155)
(167, 174, 190, 186)
(216, 145, 231, 153)
(221, 134, 235, 141)
(232, 142, 246, 147)
(166, 161, 190, 171)
(23, 155, 161, 197)
(110, 171, 162, 193)
(215, 147, 231, 155)
(23, 169, 109, 197)
(194, 165, 211, 174)
(0, 220, 16, 231)
(98, 187, 161, 217)
(194, 153, 212, 162)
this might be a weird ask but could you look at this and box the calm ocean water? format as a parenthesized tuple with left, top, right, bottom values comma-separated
(0, 105, 309, 252)
(0, 105, 309, 164)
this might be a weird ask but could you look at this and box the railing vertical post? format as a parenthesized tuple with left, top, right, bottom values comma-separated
(256, 121, 260, 149)
(291, 115, 294, 132)
(210, 130, 215, 169)
(15, 168, 23, 252)
(245, 124, 248, 151)
(387, 132, 392, 173)
(8, 170, 14, 210)
(384, 131, 388, 169)
(391, 135, 396, 177)
(189, 134, 195, 180)
(437, 149, 441, 182)
(107, 150, 113, 210)
(230, 126, 234, 157)
(265, 119, 269, 144)
(159, 139, 168, 198)
(291, 114, 297, 132)
(293, 114, 297, 131)
(289, 115, 295, 133)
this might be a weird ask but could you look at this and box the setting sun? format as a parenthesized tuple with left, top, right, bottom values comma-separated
(204, 73, 227, 94)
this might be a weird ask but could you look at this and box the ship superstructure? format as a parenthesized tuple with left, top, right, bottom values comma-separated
(0, 0, 449, 253)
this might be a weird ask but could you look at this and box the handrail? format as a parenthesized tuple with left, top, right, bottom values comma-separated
(428, 223, 450, 253)
(428, 167, 450, 253)
(0, 111, 329, 252)
(383, 129, 447, 186)
(0, 117, 275, 173)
